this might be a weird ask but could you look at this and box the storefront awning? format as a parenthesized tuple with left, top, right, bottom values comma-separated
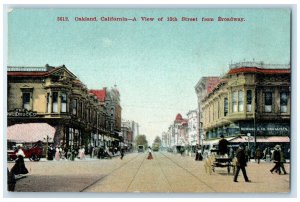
(229, 136, 290, 143)
(202, 137, 236, 145)
(7, 123, 55, 143)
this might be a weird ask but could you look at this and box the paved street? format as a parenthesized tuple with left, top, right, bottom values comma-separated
(7, 151, 290, 193)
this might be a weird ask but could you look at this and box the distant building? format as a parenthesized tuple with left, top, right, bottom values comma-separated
(174, 113, 188, 147)
(187, 110, 199, 146)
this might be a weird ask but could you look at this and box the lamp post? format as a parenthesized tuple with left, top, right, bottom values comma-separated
(44, 135, 52, 160)
(247, 133, 251, 149)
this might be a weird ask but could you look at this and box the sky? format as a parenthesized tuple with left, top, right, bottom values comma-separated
(7, 8, 291, 144)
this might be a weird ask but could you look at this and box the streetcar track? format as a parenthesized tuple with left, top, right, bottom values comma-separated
(80, 153, 141, 192)
(125, 153, 147, 192)
(159, 152, 217, 192)
(153, 152, 174, 192)
(81, 152, 217, 192)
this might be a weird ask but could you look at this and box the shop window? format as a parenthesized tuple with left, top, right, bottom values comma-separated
(52, 92, 58, 113)
(232, 91, 238, 112)
(22, 92, 31, 110)
(280, 92, 288, 113)
(238, 90, 244, 112)
(61, 93, 67, 113)
(246, 90, 252, 112)
(264, 92, 272, 112)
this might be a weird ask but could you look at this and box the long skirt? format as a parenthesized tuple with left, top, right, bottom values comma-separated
(11, 156, 29, 175)
(147, 152, 153, 160)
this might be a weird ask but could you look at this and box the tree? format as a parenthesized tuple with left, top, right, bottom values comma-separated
(153, 136, 162, 146)
(135, 135, 148, 148)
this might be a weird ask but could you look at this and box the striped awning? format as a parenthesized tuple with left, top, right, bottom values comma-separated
(7, 123, 55, 143)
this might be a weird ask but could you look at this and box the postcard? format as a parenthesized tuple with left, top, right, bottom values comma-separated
(4, 6, 293, 196)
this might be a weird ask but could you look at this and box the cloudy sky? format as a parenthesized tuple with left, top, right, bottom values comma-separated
(7, 8, 291, 143)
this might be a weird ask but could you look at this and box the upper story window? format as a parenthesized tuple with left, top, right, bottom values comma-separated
(246, 90, 252, 112)
(280, 92, 288, 113)
(52, 92, 58, 113)
(224, 97, 228, 116)
(61, 93, 67, 113)
(238, 90, 244, 112)
(46, 93, 50, 113)
(264, 92, 272, 113)
(72, 99, 78, 115)
(22, 92, 31, 110)
(232, 91, 238, 112)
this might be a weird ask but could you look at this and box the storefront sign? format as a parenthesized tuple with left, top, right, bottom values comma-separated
(240, 122, 290, 135)
(8, 108, 37, 117)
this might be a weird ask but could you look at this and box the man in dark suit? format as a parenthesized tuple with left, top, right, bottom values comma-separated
(233, 143, 251, 182)
(218, 135, 229, 155)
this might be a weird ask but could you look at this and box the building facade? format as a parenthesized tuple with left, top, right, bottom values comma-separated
(194, 77, 221, 146)
(187, 110, 199, 146)
(201, 62, 291, 152)
(7, 65, 121, 149)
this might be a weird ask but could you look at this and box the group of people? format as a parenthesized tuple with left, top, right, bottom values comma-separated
(47, 145, 86, 161)
(216, 135, 288, 182)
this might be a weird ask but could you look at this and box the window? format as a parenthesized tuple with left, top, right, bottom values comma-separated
(52, 92, 58, 113)
(232, 91, 238, 112)
(264, 92, 272, 112)
(72, 99, 77, 115)
(22, 92, 31, 110)
(46, 93, 51, 113)
(246, 90, 252, 112)
(224, 98, 228, 116)
(238, 90, 244, 112)
(61, 93, 67, 113)
(280, 92, 288, 113)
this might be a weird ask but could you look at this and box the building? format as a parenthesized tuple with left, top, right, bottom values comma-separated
(194, 77, 221, 146)
(201, 62, 291, 153)
(187, 110, 199, 146)
(7, 65, 121, 149)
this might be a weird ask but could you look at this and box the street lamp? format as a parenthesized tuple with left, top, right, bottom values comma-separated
(43, 135, 52, 160)
(247, 133, 251, 149)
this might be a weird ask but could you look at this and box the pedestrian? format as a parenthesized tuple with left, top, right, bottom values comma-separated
(180, 147, 185, 156)
(270, 145, 281, 174)
(233, 143, 251, 183)
(195, 145, 203, 161)
(55, 145, 60, 161)
(255, 147, 262, 164)
(7, 168, 16, 191)
(10, 145, 29, 176)
(218, 135, 229, 156)
(147, 146, 153, 160)
(120, 147, 125, 160)
(79, 146, 86, 160)
(47, 144, 54, 160)
(279, 146, 288, 175)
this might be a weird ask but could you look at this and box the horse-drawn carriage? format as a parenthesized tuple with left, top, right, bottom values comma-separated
(204, 148, 237, 175)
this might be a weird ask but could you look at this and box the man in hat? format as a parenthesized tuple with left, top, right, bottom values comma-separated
(233, 143, 251, 182)
(270, 145, 282, 174)
(218, 135, 229, 156)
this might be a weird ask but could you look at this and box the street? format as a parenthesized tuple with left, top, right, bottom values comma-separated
(7, 151, 290, 193)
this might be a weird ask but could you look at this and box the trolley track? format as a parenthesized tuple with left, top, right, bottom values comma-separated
(158, 152, 217, 192)
(80, 153, 143, 192)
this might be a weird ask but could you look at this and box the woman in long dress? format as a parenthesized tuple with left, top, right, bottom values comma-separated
(55, 146, 60, 161)
(79, 147, 86, 160)
(147, 147, 153, 160)
(11, 146, 29, 175)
